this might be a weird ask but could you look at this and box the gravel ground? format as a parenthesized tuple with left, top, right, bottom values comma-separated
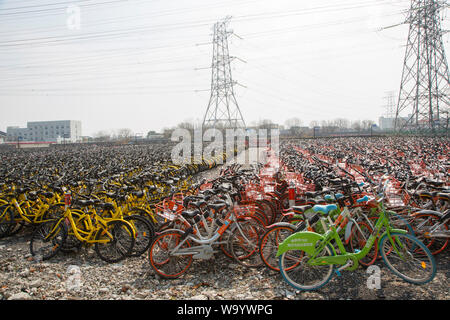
(0, 229, 448, 301)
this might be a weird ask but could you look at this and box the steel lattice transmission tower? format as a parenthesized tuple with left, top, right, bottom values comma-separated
(202, 17, 246, 130)
(395, 0, 450, 134)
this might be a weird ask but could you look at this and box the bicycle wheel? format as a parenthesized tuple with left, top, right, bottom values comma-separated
(60, 211, 85, 253)
(219, 226, 234, 259)
(0, 205, 14, 238)
(29, 220, 67, 261)
(94, 220, 135, 263)
(348, 221, 377, 267)
(7, 208, 25, 237)
(410, 213, 449, 255)
(259, 224, 296, 271)
(278, 244, 335, 291)
(379, 232, 436, 285)
(124, 215, 155, 257)
(148, 229, 193, 279)
(229, 217, 265, 268)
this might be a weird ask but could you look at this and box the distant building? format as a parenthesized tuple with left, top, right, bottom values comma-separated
(379, 115, 411, 131)
(6, 120, 82, 143)
(6, 126, 29, 142)
(0, 131, 6, 144)
(147, 133, 164, 140)
(378, 117, 395, 131)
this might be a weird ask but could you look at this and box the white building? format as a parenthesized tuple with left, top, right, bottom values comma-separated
(379, 115, 412, 131)
(0, 131, 6, 144)
(7, 120, 82, 143)
(378, 117, 395, 131)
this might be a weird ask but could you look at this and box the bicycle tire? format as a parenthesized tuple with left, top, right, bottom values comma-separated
(229, 217, 265, 268)
(94, 220, 135, 263)
(124, 215, 155, 257)
(0, 205, 14, 238)
(278, 244, 335, 291)
(410, 213, 449, 255)
(29, 219, 67, 261)
(379, 232, 436, 285)
(259, 224, 296, 271)
(148, 229, 193, 279)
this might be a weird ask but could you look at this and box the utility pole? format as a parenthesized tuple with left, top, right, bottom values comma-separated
(202, 17, 246, 130)
(394, 0, 450, 135)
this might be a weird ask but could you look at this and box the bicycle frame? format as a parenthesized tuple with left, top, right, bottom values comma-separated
(277, 203, 407, 271)
(55, 207, 132, 244)
(165, 208, 252, 260)
(2, 197, 51, 225)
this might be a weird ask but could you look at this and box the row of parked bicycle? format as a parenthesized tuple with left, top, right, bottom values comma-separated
(145, 137, 449, 290)
(0, 137, 448, 291)
(0, 144, 230, 263)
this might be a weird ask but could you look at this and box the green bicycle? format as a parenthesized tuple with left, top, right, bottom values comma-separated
(276, 181, 436, 291)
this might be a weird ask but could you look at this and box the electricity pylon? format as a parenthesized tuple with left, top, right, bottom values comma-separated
(202, 17, 246, 130)
(394, 0, 450, 134)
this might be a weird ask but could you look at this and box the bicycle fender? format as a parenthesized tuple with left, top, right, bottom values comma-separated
(412, 210, 443, 218)
(276, 231, 324, 257)
(265, 222, 294, 229)
(344, 221, 354, 242)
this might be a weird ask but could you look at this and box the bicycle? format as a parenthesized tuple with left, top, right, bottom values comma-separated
(30, 192, 136, 263)
(147, 192, 265, 278)
(276, 181, 436, 291)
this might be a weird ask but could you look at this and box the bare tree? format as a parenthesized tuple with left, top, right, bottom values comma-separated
(361, 120, 375, 131)
(309, 120, 319, 128)
(351, 120, 362, 132)
(257, 119, 278, 130)
(93, 130, 111, 142)
(284, 117, 303, 129)
(334, 118, 350, 130)
(116, 128, 133, 140)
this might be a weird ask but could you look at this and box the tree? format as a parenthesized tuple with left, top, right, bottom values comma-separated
(93, 130, 111, 142)
(351, 120, 362, 132)
(361, 120, 375, 131)
(257, 119, 278, 130)
(333, 118, 350, 130)
(284, 117, 303, 129)
(309, 120, 319, 128)
(162, 127, 175, 139)
(115, 128, 133, 140)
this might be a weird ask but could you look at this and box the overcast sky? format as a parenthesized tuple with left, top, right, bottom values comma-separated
(0, 0, 449, 136)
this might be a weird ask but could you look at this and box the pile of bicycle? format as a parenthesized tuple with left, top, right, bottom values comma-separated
(0, 137, 448, 291)
(0, 143, 228, 263)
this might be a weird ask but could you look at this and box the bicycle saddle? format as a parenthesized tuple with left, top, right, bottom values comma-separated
(207, 202, 227, 212)
(292, 205, 312, 214)
(181, 209, 200, 219)
(356, 195, 370, 203)
(74, 199, 95, 206)
(98, 202, 115, 210)
(312, 204, 338, 215)
(132, 191, 144, 198)
(305, 191, 322, 198)
(187, 200, 207, 208)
